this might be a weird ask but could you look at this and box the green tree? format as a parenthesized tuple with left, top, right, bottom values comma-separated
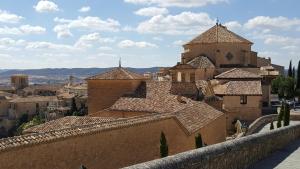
(283, 103, 290, 126)
(297, 60, 300, 89)
(288, 60, 293, 77)
(277, 103, 284, 128)
(195, 133, 203, 148)
(160, 132, 168, 158)
(292, 66, 296, 79)
(270, 121, 274, 130)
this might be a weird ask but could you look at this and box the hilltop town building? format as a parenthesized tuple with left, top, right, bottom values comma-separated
(11, 74, 29, 90)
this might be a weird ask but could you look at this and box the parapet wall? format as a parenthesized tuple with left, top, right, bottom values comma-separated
(124, 123, 300, 169)
(245, 113, 300, 135)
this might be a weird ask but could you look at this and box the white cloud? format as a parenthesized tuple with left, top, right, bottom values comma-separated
(0, 9, 23, 23)
(53, 24, 72, 38)
(173, 40, 185, 46)
(19, 25, 46, 35)
(118, 40, 158, 48)
(26, 41, 75, 51)
(136, 12, 215, 35)
(68, 16, 120, 32)
(263, 34, 300, 46)
(134, 7, 168, 16)
(0, 25, 46, 35)
(224, 21, 242, 31)
(98, 46, 113, 51)
(244, 16, 300, 30)
(53, 16, 120, 38)
(124, 0, 228, 7)
(74, 33, 115, 49)
(54, 17, 72, 23)
(34, 0, 59, 13)
(79, 6, 91, 13)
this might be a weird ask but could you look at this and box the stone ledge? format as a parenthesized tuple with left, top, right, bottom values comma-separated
(124, 124, 300, 169)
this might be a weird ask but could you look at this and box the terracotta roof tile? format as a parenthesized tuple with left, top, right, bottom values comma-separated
(24, 116, 117, 133)
(9, 96, 59, 103)
(187, 56, 215, 69)
(215, 68, 261, 79)
(186, 24, 253, 45)
(225, 81, 262, 95)
(86, 67, 145, 80)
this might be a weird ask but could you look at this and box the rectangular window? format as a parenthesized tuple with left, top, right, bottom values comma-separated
(190, 73, 195, 82)
(171, 73, 176, 82)
(240, 95, 247, 104)
(177, 72, 182, 82)
(181, 73, 185, 82)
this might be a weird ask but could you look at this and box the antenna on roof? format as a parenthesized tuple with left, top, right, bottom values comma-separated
(216, 17, 219, 25)
(119, 57, 122, 68)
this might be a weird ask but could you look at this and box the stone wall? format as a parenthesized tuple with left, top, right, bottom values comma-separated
(124, 123, 300, 169)
(245, 113, 300, 136)
(87, 80, 142, 114)
(0, 115, 226, 169)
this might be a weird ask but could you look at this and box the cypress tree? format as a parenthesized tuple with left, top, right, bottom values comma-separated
(160, 132, 168, 158)
(283, 103, 290, 126)
(292, 66, 296, 79)
(297, 60, 300, 89)
(270, 121, 274, 130)
(288, 60, 293, 77)
(195, 133, 203, 148)
(277, 103, 284, 128)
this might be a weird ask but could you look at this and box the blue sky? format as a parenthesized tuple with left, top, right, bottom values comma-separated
(0, 0, 299, 69)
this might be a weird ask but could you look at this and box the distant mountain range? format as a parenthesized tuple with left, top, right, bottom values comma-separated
(0, 67, 164, 84)
(0, 67, 162, 77)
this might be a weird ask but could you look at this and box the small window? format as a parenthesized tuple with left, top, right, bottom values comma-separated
(240, 96, 247, 104)
(226, 52, 234, 61)
(181, 73, 186, 82)
(177, 72, 182, 82)
(190, 73, 195, 82)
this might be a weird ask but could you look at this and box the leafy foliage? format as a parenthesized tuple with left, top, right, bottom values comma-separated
(271, 76, 295, 99)
(283, 103, 290, 126)
(277, 103, 284, 128)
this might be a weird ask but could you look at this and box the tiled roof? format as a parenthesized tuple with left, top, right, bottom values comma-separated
(9, 96, 58, 103)
(23, 84, 63, 92)
(187, 56, 215, 69)
(213, 80, 262, 96)
(109, 81, 193, 114)
(186, 24, 253, 45)
(24, 116, 117, 133)
(195, 80, 215, 97)
(175, 103, 223, 133)
(86, 67, 145, 80)
(225, 81, 262, 95)
(0, 114, 175, 152)
(215, 68, 261, 79)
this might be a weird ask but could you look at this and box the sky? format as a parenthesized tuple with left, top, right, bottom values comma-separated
(0, 0, 299, 69)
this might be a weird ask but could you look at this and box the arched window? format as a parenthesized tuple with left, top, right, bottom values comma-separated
(226, 52, 234, 61)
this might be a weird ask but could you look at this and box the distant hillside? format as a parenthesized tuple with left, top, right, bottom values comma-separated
(0, 67, 163, 78)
